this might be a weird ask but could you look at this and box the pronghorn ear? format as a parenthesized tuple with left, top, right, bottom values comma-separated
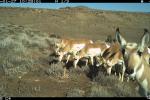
(137, 29, 149, 53)
(115, 27, 127, 48)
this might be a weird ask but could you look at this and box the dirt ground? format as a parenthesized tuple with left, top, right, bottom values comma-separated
(0, 6, 149, 97)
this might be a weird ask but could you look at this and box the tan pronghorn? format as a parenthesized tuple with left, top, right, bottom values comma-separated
(73, 42, 110, 68)
(101, 40, 126, 82)
(100, 28, 139, 82)
(116, 28, 150, 96)
(57, 38, 93, 63)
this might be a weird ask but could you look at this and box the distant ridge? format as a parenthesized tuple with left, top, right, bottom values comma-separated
(59, 6, 92, 10)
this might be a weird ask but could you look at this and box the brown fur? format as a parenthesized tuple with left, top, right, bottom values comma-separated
(57, 38, 93, 63)
(102, 41, 125, 82)
(74, 42, 109, 68)
(127, 48, 150, 96)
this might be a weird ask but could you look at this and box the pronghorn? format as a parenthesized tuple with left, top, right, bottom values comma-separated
(55, 38, 93, 78)
(101, 40, 126, 82)
(116, 28, 150, 96)
(55, 38, 71, 54)
(73, 42, 110, 69)
(57, 38, 93, 63)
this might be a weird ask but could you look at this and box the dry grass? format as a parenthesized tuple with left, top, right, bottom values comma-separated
(88, 71, 141, 97)
(66, 88, 85, 97)
(0, 23, 51, 78)
(45, 62, 64, 78)
(0, 7, 149, 97)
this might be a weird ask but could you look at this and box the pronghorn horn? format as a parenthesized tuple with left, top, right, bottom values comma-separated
(137, 29, 149, 53)
(115, 27, 127, 48)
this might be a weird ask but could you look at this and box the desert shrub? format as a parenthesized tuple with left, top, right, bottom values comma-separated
(0, 83, 7, 96)
(45, 62, 64, 78)
(112, 80, 141, 97)
(0, 23, 52, 78)
(89, 70, 141, 97)
(88, 83, 113, 97)
(66, 88, 85, 97)
(0, 36, 33, 78)
(93, 71, 119, 86)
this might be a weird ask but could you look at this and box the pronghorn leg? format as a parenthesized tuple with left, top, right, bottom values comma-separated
(127, 76, 130, 82)
(85, 59, 88, 66)
(121, 62, 126, 82)
(107, 67, 112, 76)
(74, 59, 79, 69)
(66, 55, 71, 63)
(59, 54, 64, 62)
(118, 73, 121, 81)
(90, 56, 94, 66)
(95, 56, 101, 67)
(114, 72, 117, 76)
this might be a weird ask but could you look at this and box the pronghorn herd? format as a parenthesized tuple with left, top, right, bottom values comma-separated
(52, 28, 150, 97)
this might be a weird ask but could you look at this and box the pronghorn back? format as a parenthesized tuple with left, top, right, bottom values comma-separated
(73, 42, 110, 68)
(77, 42, 109, 57)
(56, 38, 93, 52)
(60, 38, 93, 52)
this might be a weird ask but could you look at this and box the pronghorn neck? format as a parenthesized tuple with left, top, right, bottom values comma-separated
(148, 48, 150, 54)
(136, 63, 144, 80)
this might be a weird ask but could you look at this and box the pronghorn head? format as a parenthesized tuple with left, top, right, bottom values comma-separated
(55, 39, 63, 48)
(116, 28, 150, 77)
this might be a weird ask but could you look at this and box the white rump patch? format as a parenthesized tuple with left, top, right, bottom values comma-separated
(87, 48, 101, 56)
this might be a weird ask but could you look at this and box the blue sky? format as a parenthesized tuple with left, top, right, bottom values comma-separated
(0, 3, 150, 12)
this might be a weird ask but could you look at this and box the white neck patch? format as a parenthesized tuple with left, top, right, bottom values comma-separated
(136, 64, 144, 80)
(147, 48, 150, 54)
